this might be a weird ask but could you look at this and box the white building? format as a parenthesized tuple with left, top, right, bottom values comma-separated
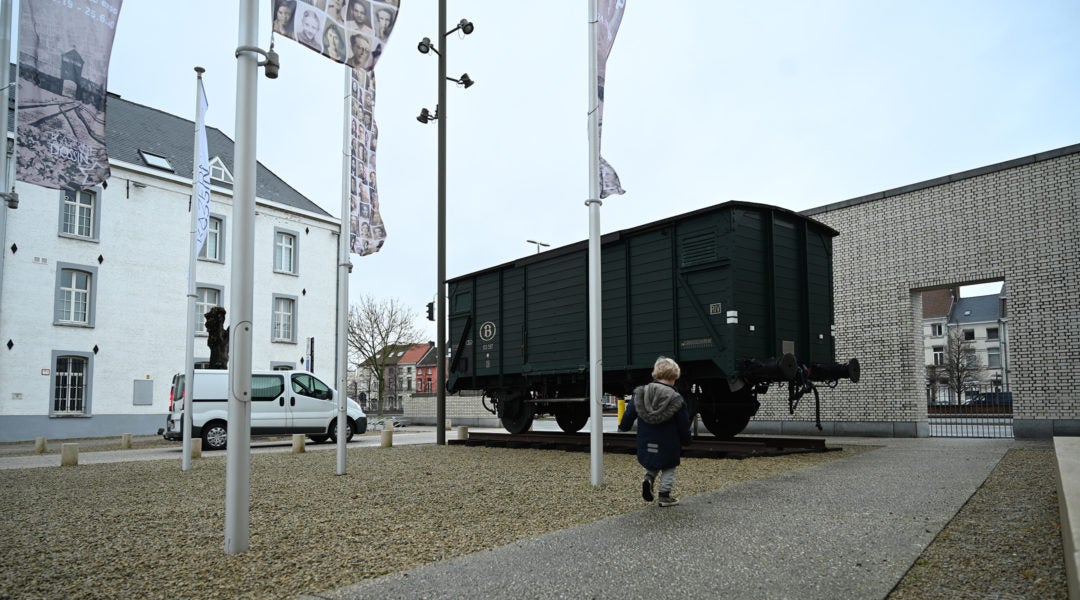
(0, 93, 342, 441)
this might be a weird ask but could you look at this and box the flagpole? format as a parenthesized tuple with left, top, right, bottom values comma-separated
(335, 67, 352, 476)
(182, 67, 207, 472)
(226, 0, 259, 555)
(0, 0, 13, 321)
(587, 0, 604, 486)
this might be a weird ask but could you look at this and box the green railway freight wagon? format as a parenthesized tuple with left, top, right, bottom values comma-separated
(446, 201, 859, 438)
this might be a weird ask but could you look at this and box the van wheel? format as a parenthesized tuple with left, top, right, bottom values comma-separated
(307, 434, 329, 444)
(202, 421, 227, 450)
(328, 419, 354, 444)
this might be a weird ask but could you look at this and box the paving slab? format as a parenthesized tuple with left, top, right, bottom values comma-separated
(303, 437, 1014, 600)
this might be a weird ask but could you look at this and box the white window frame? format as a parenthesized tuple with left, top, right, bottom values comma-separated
(50, 351, 94, 416)
(273, 228, 299, 275)
(987, 346, 1002, 368)
(932, 346, 944, 366)
(195, 285, 224, 334)
(58, 187, 102, 241)
(54, 263, 98, 327)
(930, 323, 943, 337)
(139, 150, 174, 171)
(209, 156, 234, 183)
(272, 294, 298, 343)
(199, 214, 226, 263)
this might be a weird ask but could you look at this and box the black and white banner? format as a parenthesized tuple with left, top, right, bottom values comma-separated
(272, 0, 398, 255)
(16, 0, 123, 191)
(597, 0, 625, 198)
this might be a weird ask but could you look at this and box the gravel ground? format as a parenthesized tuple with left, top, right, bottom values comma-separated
(0, 442, 1065, 600)
(888, 445, 1066, 599)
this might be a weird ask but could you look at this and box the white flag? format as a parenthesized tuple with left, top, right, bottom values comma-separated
(597, 0, 626, 198)
(193, 78, 211, 255)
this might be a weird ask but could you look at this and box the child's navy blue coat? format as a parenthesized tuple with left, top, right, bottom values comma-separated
(618, 382, 692, 470)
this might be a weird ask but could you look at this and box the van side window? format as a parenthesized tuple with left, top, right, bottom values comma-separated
(251, 375, 284, 400)
(292, 374, 332, 400)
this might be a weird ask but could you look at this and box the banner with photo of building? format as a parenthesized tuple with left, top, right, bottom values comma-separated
(597, 0, 625, 198)
(272, 0, 398, 255)
(16, 0, 123, 191)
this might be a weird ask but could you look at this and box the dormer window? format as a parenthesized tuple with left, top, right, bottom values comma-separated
(139, 150, 173, 171)
(209, 156, 233, 183)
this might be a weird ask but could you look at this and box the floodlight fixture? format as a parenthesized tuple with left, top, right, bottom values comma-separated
(417, 106, 438, 123)
(417, 37, 438, 55)
(447, 73, 474, 88)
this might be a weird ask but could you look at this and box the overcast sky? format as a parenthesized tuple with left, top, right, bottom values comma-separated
(94, 1, 1080, 340)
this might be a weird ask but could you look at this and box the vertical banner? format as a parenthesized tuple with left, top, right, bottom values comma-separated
(271, 0, 398, 255)
(348, 68, 385, 255)
(16, 0, 123, 191)
(193, 77, 211, 255)
(596, 0, 625, 198)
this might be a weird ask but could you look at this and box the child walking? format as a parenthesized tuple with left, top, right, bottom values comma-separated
(618, 356, 692, 507)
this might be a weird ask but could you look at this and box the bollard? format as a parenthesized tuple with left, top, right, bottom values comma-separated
(617, 398, 626, 424)
(385, 420, 395, 432)
(191, 439, 202, 460)
(34, 437, 47, 454)
(380, 429, 393, 448)
(60, 443, 78, 467)
(292, 434, 306, 453)
(445, 419, 452, 431)
(120, 433, 133, 449)
(456, 426, 469, 440)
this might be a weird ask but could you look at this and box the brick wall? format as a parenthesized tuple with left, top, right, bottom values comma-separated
(746, 145, 1079, 438)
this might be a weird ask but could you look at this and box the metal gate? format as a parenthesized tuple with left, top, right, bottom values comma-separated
(927, 383, 1012, 438)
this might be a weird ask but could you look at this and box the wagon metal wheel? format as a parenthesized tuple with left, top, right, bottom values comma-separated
(554, 402, 590, 433)
(698, 386, 760, 439)
(499, 396, 534, 434)
(699, 404, 754, 439)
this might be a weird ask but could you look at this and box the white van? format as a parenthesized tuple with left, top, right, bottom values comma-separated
(163, 370, 367, 450)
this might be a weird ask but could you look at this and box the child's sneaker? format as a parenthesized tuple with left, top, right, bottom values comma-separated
(641, 474, 655, 502)
(657, 493, 679, 507)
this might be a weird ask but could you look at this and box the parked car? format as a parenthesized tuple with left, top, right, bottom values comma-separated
(965, 392, 1013, 408)
(163, 370, 367, 450)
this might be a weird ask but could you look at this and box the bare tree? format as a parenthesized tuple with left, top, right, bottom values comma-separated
(942, 326, 984, 404)
(347, 295, 422, 414)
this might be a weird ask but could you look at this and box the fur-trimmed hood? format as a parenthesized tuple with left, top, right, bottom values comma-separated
(633, 381, 684, 424)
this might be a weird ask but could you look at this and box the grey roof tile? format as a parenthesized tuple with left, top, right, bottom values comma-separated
(105, 92, 332, 218)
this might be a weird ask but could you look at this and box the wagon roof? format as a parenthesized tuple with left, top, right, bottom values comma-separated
(449, 200, 838, 283)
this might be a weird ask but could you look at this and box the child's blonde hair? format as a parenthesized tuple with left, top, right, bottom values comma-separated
(652, 356, 681, 381)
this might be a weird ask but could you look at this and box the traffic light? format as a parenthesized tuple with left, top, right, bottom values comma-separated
(426, 301, 434, 321)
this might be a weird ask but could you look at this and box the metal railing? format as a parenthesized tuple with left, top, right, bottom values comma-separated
(927, 382, 1012, 438)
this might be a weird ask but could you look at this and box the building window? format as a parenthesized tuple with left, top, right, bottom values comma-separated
(932, 346, 944, 366)
(272, 295, 297, 343)
(274, 229, 299, 275)
(58, 188, 101, 241)
(930, 323, 943, 337)
(139, 150, 174, 171)
(51, 351, 93, 416)
(987, 347, 1001, 368)
(209, 156, 234, 183)
(54, 263, 98, 327)
(963, 329, 975, 341)
(195, 285, 223, 334)
(987, 327, 999, 340)
(199, 215, 225, 262)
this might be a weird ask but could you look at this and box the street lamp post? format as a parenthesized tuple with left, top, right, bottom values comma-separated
(526, 239, 550, 254)
(417, 1, 473, 445)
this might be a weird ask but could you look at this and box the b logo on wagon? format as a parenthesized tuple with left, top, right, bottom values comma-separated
(479, 321, 497, 342)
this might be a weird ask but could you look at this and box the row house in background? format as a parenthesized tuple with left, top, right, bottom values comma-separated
(0, 92, 341, 442)
(922, 287, 1010, 404)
